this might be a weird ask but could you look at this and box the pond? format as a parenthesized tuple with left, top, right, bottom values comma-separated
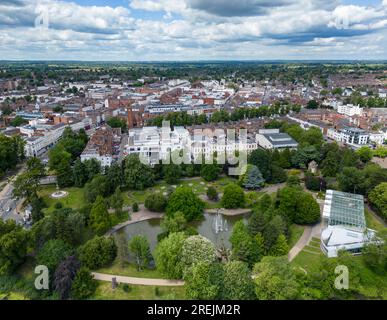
(115, 212, 250, 252)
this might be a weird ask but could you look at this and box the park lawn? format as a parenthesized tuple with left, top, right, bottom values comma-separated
(365, 208, 386, 232)
(123, 176, 238, 206)
(291, 249, 323, 273)
(38, 185, 85, 214)
(96, 260, 166, 279)
(92, 282, 186, 300)
(288, 224, 305, 248)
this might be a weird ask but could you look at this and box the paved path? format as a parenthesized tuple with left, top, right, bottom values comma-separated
(92, 272, 185, 286)
(205, 208, 251, 216)
(288, 191, 324, 262)
(288, 226, 313, 262)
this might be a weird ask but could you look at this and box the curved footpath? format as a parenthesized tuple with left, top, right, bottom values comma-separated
(92, 272, 185, 287)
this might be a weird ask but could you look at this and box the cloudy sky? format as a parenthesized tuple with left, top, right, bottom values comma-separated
(0, 0, 386, 60)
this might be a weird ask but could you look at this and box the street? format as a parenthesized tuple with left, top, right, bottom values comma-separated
(0, 167, 25, 224)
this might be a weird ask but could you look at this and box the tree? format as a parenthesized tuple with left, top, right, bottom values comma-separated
(338, 167, 363, 193)
(37, 239, 74, 273)
(206, 186, 218, 201)
(72, 159, 88, 187)
(300, 127, 324, 148)
(263, 215, 287, 252)
(53, 255, 81, 300)
(356, 146, 373, 163)
(270, 165, 287, 183)
(124, 154, 155, 190)
(269, 234, 289, 256)
(223, 261, 255, 300)
(154, 232, 187, 279)
(10, 115, 27, 127)
(200, 164, 219, 182)
(180, 235, 217, 277)
(221, 183, 245, 209)
(305, 173, 325, 191)
(185, 262, 224, 300)
(106, 163, 124, 191)
(294, 192, 320, 224)
(128, 235, 152, 271)
(71, 267, 97, 300)
(321, 151, 340, 177)
(78, 236, 117, 270)
(0, 221, 29, 275)
(48, 144, 71, 172)
(160, 211, 187, 234)
(253, 256, 300, 300)
(230, 220, 263, 266)
(248, 209, 268, 236)
(166, 187, 205, 221)
(240, 165, 265, 189)
(84, 174, 110, 203)
(109, 187, 124, 215)
(106, 117, 127, 131)
(116, 232, 130, 267)
(368, 183, 387, 219)
(145, 193, 167, 212)
(89, 196, 111, 235)
(249, 149, 272, 181)
(362, 230, 387, 275)
(291, 146, 320, 169)
(13, 157, 45, 201)
(306, 99, 319, 109)
(83, 158, 101, 181)
(162, 164, 181, 184)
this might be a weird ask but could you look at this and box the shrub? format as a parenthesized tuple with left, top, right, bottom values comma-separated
(132, 202, 139, 213)
(221, 183, 245, 209)
(78, 236, 117, 270)
(206, 186, 218, 201)
(144, 194, 167, 212)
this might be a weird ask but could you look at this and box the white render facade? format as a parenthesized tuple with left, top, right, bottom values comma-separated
(327, 127, 369, 145)
(337, 104, 363, 117)
(126, 126, 259, 165)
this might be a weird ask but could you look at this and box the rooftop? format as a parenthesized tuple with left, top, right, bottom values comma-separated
(323, 190, 366, 230)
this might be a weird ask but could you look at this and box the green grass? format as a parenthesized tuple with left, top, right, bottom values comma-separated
(39, 185, 85, 214)
(92, 282, 186, 300)
(96, 260, 166, 279)
(365, 208, 386, 232)
(288, 224, 305, 248)
(123, 176, 238, 206)
(291, 249, 323, 272)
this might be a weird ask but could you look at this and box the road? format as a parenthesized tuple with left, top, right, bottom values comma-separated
(0, 166, 25, 224)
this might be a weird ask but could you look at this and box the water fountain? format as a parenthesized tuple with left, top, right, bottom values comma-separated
(212, 209, 229, 234)
(50, 182, 69, 199)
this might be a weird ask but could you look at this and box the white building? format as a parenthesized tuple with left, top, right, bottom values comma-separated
(321, 190, 376, 258)
(327, 127, 369, 146)
(24, 119, 91, 157)
(126, 126, 259, 165)
(337, 104, 363, 117)
(256, 129, 298, 150)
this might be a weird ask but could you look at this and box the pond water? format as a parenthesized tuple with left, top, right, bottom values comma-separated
(115, 213, 250, 252)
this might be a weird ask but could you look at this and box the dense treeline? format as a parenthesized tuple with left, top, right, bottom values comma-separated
(148, 104, 301, 127)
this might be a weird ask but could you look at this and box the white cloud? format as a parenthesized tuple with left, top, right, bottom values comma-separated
(0, 0, 385, 60)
